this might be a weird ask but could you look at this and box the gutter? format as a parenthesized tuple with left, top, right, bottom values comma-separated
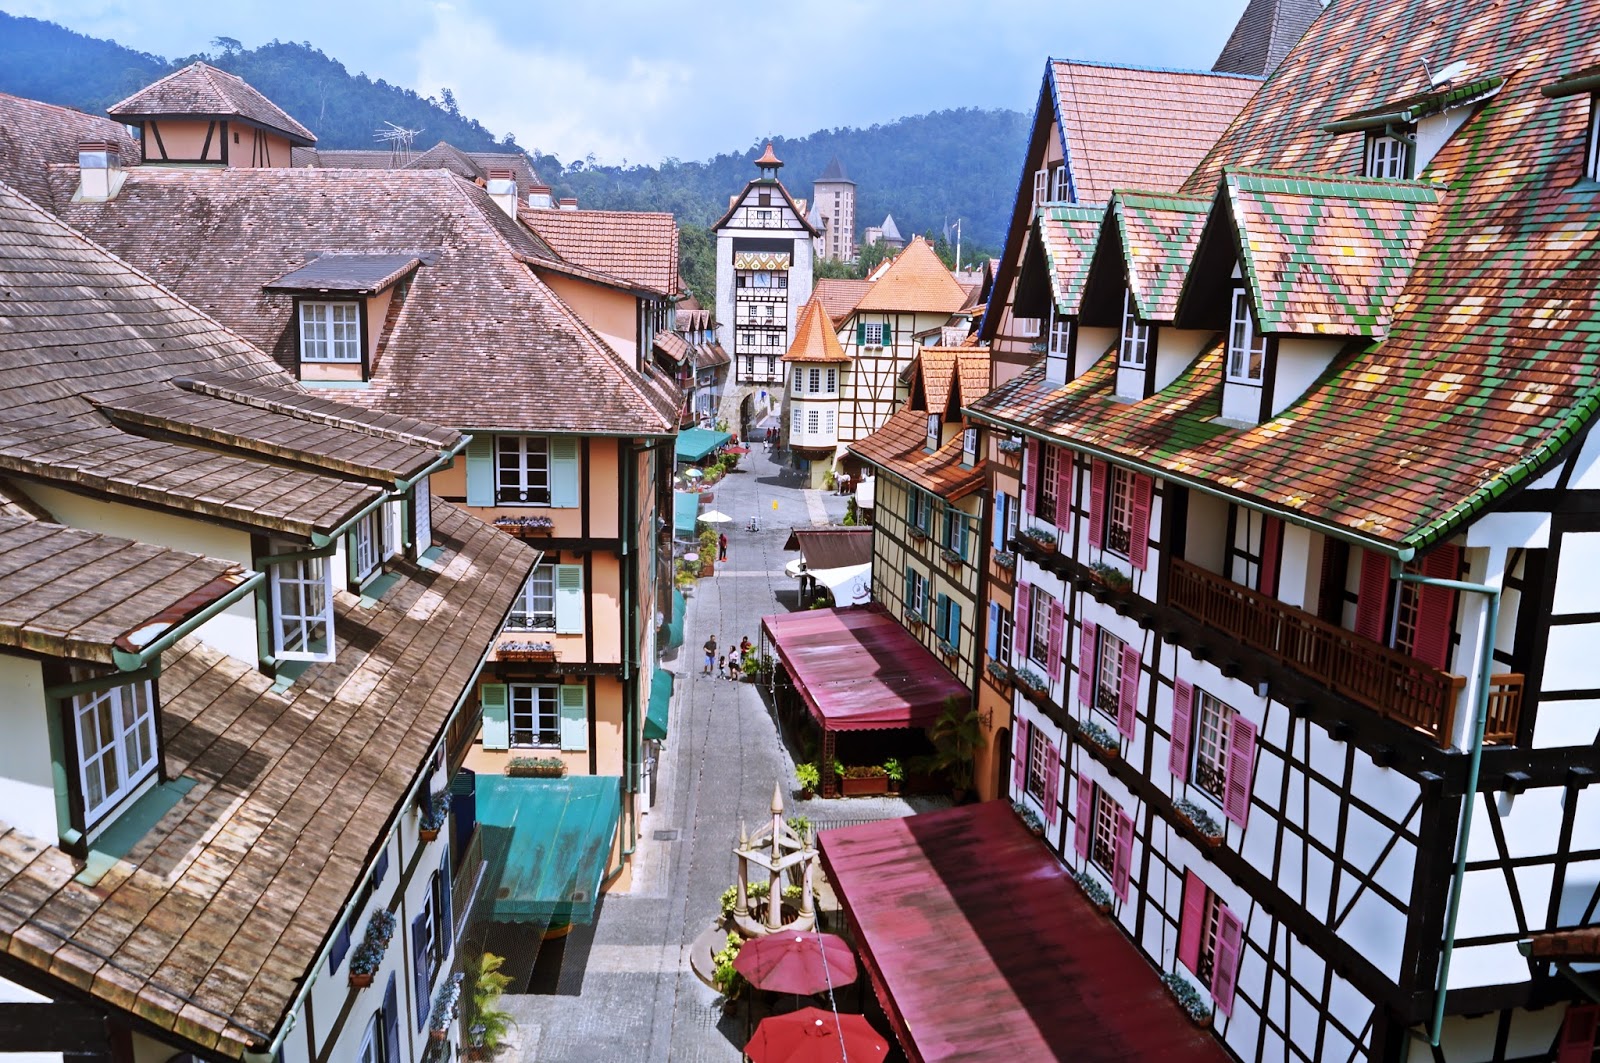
(309, 437, 470, 549)
(108, 570, 267, 673)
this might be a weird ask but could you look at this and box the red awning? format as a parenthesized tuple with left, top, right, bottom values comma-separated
(819, 801, 1230, 1063)
(761, 604, 969, 731)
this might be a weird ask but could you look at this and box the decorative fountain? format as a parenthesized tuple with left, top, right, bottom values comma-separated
(730, 782, 819, 937)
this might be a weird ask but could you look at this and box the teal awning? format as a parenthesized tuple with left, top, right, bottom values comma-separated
(674, 490, 700, 538)
(665, 589, 686, 649)
(476, 775, 622, 925)
(645, 667, 674, 741)
(676, 427, 733, 462)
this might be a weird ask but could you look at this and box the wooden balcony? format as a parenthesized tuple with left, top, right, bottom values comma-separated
(1168, 559, 1522, 747)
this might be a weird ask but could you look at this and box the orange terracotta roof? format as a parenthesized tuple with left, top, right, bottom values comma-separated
(756, 142, 782, 167)
(850, 348, 991, 500)
(519, 206, 680, 297)
(812, 278, 874, 324)
(854, 237, 970, 315)
(109, 62, 316, 145)
(783, 297, 849, 363)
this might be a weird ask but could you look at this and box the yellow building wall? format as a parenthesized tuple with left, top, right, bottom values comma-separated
(144, 119, 223, 162)
(543, 273, 639, 366)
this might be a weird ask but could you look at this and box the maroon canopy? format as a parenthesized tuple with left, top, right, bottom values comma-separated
(733, 931, 858, 996)
(745, 1007, 889, 1063)
(819, 801, 1230, 1063)
(761, 604, 969, 731)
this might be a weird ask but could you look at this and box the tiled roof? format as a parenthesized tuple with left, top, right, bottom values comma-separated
(519, 206, 680, 297)
(1526, 926, 1600, 960)
(263, 254, 421, 295)
(46, 166, 678, 436)
(1108, 193, 1211, 321)
(853, 237, 969, 315)
(693, 342, 731, 371)
(108, 62, 316, 145)
(290, 144, 542, 189)
(653, 329, 690, 365)
(811, 278, 874, 324)
(0, 92, 139, 211)
(783, 297, 850, 363)
(816, 156, 854, 185)
(851, 347, 991, 501)
(1212, 0, 1324, 77)
(0, 515, 247, 664)
(1033, 205, 1104, 315)
(1216, 170, 1442, 339)
(1327, 76, 1505, 132)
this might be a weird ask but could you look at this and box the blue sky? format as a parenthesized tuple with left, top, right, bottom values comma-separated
(10, 0, 1256, 165)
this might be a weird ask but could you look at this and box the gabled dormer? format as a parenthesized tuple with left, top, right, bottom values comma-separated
(1542, 64, 1600, 186)
(264, 254, 424, 384)
(1078, 192, 1211, 402)
(1177, 168, 1441, 424)
(107, 61, 316, 167)
(1012, 204, 1104, 386)
(1323, 72, 1504, 178)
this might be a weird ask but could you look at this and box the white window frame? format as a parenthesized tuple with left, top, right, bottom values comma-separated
(1032, 167, 1049, 209)
(996, 605, 1014, 662)
(1037, 444, 1060, 525)
(1026, 725, 1049, 802)
(271, 553, 335, 662)
(1227, 288, 1267, 384)
(962, 427, 978, 465)
(1048, 313, 1073, 357)
(508, 565, 556, 631)
(356, 1014, 382, 1063)
(1118, 291, 1149, 367)
(908, 569, 928, 617)
(806, 410, 820, 434)
(73, 678, 158, 826)
(1588, 96, 1600, 182)
(1091, 785, 1119, 876)
(1028, 585, 1051, 665)
(864, 323, 886, 347)
(1193, 690, 1234, 805)
(1014, 316, 1042, 338)
(1107, 466, 1136, 556)
(509, 683, 561, 747)
(1095, 628, 1126, 718)
(824, 409, 835, 435)
(807, 368, 822, 393)
(495, 435, 551, 506)
(299, 301, 361, 363)
(825, 368, 838, 395)
(926, 414, 940, 450)
(1197, 889, 1226, 983)
(351, 507, 386, 584)
(1365, 133, 1411, 180)
(1051, 165, 1071, 202)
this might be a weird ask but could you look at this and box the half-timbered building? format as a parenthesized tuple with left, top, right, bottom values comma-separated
(964, 1, 1600, 1059)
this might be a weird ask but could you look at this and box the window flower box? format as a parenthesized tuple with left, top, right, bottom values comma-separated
(993, 550, 1016, 571)
(986, 660, 1014, 685)
(1163, 970, 1211, 1028)
(1014, 667, 1049, 699)
(839, 765, 890, 797)
(507, 756, 566, 778)
(1018, 526, 1058, 554)
(348, 909, 397, 988)
(1088, 560, 1132, 592)
(1080, 719, 1120, 759)
(904, 612, 925, 629)
(430, 972, 464, 1041)
(1028, 341, 1048, 354)
(418, 791, 448, 842)
(1012, 800, 1044, 837)
(1071, 867, 1113, 914)
(499, 641, 556, 663)
(907, 525, 929, 542)
(1173, 798, 1225, 847)
(493, 515, 554, 537)
(996, 437, 1024, 456)
(936, 639, 959, 658)
(940, 547, 965, 566)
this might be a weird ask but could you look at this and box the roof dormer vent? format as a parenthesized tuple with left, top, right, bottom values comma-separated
(485, 168, 518, 219)
(77, 141, 122, 202)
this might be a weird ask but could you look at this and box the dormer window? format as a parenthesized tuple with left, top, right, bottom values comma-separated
(1364, 132, 1413, 179)
(962, 427, 978, 466)
(926, 414, 941, 451)
(300, 301, 361, 362)
(1119, 291, 1149, 367)
(270, 552, 335, 663)
(1047, 311, 1072, 384)
(1226, 289, 1267, 384)
(350, 507, 388, 586)
(1588, 95, 1600, 181)
(71, 677, 158, 830)
(1051, 165, 1071, 202)
(1032, 168, 1048, 209)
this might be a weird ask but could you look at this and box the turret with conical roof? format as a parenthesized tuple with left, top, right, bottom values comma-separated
(755, 141, 783, 181)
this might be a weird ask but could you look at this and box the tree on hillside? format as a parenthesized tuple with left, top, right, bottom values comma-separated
(677, 223, 716, 308)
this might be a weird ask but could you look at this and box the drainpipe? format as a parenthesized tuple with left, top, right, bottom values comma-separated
(396, 436, 471, 555)
(1391, 558, 1503, 1047)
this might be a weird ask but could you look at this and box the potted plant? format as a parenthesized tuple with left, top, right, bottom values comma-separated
(1012, 800, 1045, 837)
(1163, 970, 1211, 1028)
(1080, 719, 1120, 759)
(1089, 560, 1132, 592)
(712, 932, 746, 1010)
(914, 699, 987, 802)
(419, 792, 448, 842)
(996, 437, 1024, 456)
(493, 515, 554, 537)
(839, 763, 891, 797)
(1173, 798, 1225, 847)
(993, 550, 1016, 571)
(464, 952, 513, 1060)
(507, 756, 567, 778)
(795, 762, 819, 800)
(430, 972, 464, 1042)
(1017, 526, 1058, 554)
(883, 758, 904, 794)
(348, 937, 382, 988)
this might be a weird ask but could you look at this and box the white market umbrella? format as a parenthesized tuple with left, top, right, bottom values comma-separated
(699, 510, 733, 524)
(683, 467, 705, 479)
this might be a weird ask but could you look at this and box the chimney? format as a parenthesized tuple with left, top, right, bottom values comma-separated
(485, 168, 518, 219)
(77, 140, 121, 202)
(526, 184, 554, 209)
(558, 197, 579, 211)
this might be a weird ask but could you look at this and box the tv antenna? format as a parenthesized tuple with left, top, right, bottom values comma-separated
(375, 122, 422, 165)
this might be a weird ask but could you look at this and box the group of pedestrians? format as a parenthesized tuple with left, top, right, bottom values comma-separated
(701, 634, 755, 680)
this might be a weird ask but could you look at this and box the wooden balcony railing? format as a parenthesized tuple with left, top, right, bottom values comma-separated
(1169, 559, 1522, 747)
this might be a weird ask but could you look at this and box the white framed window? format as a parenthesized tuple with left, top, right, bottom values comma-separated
(1026, 725, 1050, 802)
(1091, 785, 1119, 876)
(1028, 585, 1051, 664)
(806, 410, 820, 434)
(1032, 168, 1049, 209)
(824, 409, 835, 435)
(807, 368, 822, 393)
(1107, 466, 1136, 556)
(1014, 316, 1042, 338)
(1037, 444, 1060, 525)
(356, 1015, 381, 1063)
(1193, 690, 1234, 803)
(864, 323, 886, 346)
(908, 490, 932, 534)
(1119, 291, 1149, 367)
(508, 566, 555, 630)
(962, 427, 978, 465)
(1227, 289, 1267, 383)
(73, 679, 158, 825)
(299, 301, 361, 363)
(826, 368, 838, 394)
(1051, 165, 1071, 202)
(1095, 629, 1126, 718)
(942, 506, 968, 557)
(907, 569, 928, 617)
(926, 414, 940, 450)
(1049, 313, 1072, 357)
(1588, 96, 1600, 181)
(351, 507, 387, 583)
(1365, 133, 1412, 179)
(495, 436, 550, 505)
(509, 683, 560, 746)
(271, 553, 335, 662)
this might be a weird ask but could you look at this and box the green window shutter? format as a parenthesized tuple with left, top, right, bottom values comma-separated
(958, 514, 970, 560)
(550, 437, 580, 508)
(856, 321, 867, 346)
(904, 568, 914, 612)
(936, 593, 948, 637)
(882, 322, 893, 346)
(555, 564, 584, 634)
(480, 683, 509, 750)
(951, 601, 963, 643)
(559, 685, 588, 751)
(465, 435, 494, 507)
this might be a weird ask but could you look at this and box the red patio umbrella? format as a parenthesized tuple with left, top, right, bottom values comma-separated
(725, 444, 751, 454)
(745, 1007, 889, 1063)
(733, 932, 858, 995)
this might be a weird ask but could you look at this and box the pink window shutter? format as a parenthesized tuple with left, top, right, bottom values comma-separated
(1177, 870, 1208, 974)
(1013, 723, 1030, 795)
(1354, 549, 1392, 643)
(1046, 599, 1065, 683)
(1043, 743, 1060, 825)
(1015, 583, 1031, 662)
(1211, 906, 1244, 1017)
(1117, 644, 1141, 741)
(1128, 473, 1153, 570)
(1073, 776, 1093, 859)
(1558, 1004, 1600, 1063)
(1111, 808, 1134, 902)
(1259, 516, 1283, 595)
(1414, 544, 1461, 671)
(1169, 679, 1194, 781)
(1087, 460, 1107, 549)
(1077, 621, 1098, 706)
(1024, 439, 1040, 516)
(1054, 449, 1074, 536)
(1223, 715, 1257, 829)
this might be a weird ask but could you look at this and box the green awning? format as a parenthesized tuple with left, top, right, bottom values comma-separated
(476, 775, 622, 925)
(674, 490, 700, 538)
(665, 589, 686, 649)
(676, 427, 733, 462)
(645, 667, 674, 741)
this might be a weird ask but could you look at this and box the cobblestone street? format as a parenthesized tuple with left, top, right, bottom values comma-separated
(502, 441, 933, 1061)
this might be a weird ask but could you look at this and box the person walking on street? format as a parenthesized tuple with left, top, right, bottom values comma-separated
(739, 636, 753, 666)
(703, 635, 718, 676)
(727, 648, 741, 680)
(718, 532, 729, 561)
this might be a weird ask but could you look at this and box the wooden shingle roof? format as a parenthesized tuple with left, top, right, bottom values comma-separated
(108, 62, 316, 145)
(0, 92, 138, 211)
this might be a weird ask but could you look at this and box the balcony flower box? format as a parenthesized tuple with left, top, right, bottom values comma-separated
(499, 641, 556, 663)
(993, 550, 1016, 571)
(1017, 527, 1058, 554)
(493, 515, 554, 537)
(1071, 867, 1113, 914)
(1079, 719, 1120, 760)
(996, 437, 1024, 456)
(1163, 970, 1211, 1028)
(839, 765, 890, 797)
(1015, 667, 1049, 699)
(908, 525, 929, 543)
(1173, 798, 1224, 847)
(986, 660, 1014, 685)
(940, 547, 965, 566)
(1088, 560, 1132, 592)
(507, 756, 566, 779)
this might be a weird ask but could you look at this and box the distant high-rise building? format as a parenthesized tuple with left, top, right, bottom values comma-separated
(811, 156, 857, 262)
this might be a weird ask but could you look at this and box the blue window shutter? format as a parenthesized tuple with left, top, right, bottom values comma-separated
(412, 912, 431, 1032)
(987, 603, 1000, 659)
(904, 569, 913, 612)
(328, 917, 352, 974)
(936, 594, 948, 639)
(480, 684, 509, 750)
(438, 851, 454, 960)
(550, 437, 580, 508)
(951, 602, 962, 644)
(559, 685, 589, 751)
(957, 513, 969, 559)
(382, 972, 399, 1063)
(554, 564, 584, 634)
(373, 847, 390, 887)
(465, 435, 494, 507)
(992, 495, 1006, 551)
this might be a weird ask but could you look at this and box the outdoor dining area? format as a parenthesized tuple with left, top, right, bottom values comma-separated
(735, 940, 888, 1063)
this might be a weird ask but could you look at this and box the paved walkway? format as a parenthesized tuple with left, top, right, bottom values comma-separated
(503, 445, 935, 1061)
